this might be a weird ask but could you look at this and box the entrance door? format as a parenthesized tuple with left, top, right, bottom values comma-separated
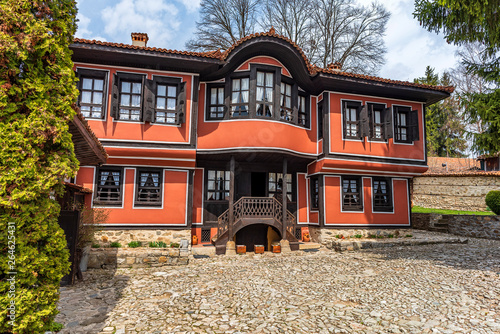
(251, 172, 267, 197)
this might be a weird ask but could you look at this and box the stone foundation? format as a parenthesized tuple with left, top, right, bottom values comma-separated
(308, 227, 414, 246)
(94, 229, 191, 247)
(412, 213, 500, 240)
(87, 248, 189, 269)
(412, 175, 500, 212)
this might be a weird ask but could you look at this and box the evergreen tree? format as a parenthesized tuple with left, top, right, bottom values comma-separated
(414, 66, 467, 157)
(0, 1, 79, 332)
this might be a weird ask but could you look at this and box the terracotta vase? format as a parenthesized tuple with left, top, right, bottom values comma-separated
(303, 233, 310, 242)
(254, 245, 264, 254)
(272, 244, 281, 253)
(192, 235, 198, 246)
(237, 245, 246, 254)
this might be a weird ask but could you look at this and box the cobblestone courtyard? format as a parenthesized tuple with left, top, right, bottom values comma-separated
(56, 237, 500, 334)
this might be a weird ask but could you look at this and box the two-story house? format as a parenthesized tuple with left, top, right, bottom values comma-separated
(71, 31, 453, 254)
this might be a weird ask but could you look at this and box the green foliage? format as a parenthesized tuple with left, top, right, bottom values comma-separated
(42, 321, 64, 332)
(485, 190, 500, 215)
(414, 66, 467, 157)
(109, 242, 121, 248)
(149, 241, 167, 248)
(170, 242, 180, 248)
(0, 1, 79, 332)
(412, 205, 495, 215)
(127, 241, 142, 248)
(91, 243, 100, 248)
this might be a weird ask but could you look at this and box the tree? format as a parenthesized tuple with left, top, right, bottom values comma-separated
(0, 1, 79, 333)
(186, 0, 261, 51)
(414, 0, 500, 155)
(414, 66, 467, 157)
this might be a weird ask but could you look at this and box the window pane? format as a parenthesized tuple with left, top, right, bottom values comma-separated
(94, 79, 103, 91)
(400, 113, 406, 126)
(280, 83, 285, 94)
(93, 92, 102, 104)
(286, 84, 291, 95)
(132, 82, 141, 94)
(211, 88, 217, 104)
(257, 87, 264, 101)
(121, 82, 131, 93)
(120, 94, 129, 106)
(257, 72, 264, 86)
(168, 86, 176, 97)
(131, 94, 141, 107)
(218, 88, 224, 103)
(167, 98, 176, 110)
(265, 73, 273, 87)
(241, 78, 249, 90)
(266, 89, 273, 102)
(241, 91, 249, 103)
(157, 97, 165, 109)
(285, 97, 291, 108)
(82, 78, 93, 90)
(82, 91, 92, 104)
(375, 111, 381, 123)
(232, 92, 238, 104)
(157, 85, 166, 97)
(232, 79, 240, 90)
(350, 109, 356, 121)
(208, 170, 215, 179)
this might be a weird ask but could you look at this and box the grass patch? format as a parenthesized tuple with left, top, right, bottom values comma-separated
(411, 206, 495, 215)
(128, 241, 142, 248)
(110, 242, 121, 248)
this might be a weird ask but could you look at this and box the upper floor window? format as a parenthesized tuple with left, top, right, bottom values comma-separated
(208, 84, 225, 120)
(94, 167, 123, 206)
(342, 176, 362, 211)
(394, 106, 419, 143)
(280, 82, 293, 122)
(343, 100, 362, 139)
(135, 169, 162, 207)
(372, 177, 393, 212)
(256, 71, 274, 117)
(298, 94, 308, 127)
(231, 77, 249, 117)
(155, 84, 177, 124)
(76, 68, 107, 119)
(120, 80, 142, 121)
(207, 170, 230, 201)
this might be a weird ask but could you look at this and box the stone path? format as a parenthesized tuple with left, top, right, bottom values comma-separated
(56, 237, 500, 334)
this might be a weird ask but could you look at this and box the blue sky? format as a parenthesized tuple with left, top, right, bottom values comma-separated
(75, 0, 459, 82)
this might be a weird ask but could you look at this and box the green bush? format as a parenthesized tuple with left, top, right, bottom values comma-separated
(485, 190, 500, 215)
(110, 242, 121, 248)
(128, 241, 142, 248)
(91, 243, 100, 248)
(170, 242, 180, 248)
(149, 241, 167, 248)
(0, 1, 79, 332)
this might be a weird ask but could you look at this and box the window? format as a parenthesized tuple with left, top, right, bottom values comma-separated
(310, 177, 319, 210)
(268, 173, 292, 201)
(368, 103, 385, 140)
(94, 167, 123, 206)
(342, 176, 362, 211)
(295, 227, 302, 240)
(77, 69, 107, 119)
(207, 85, 225, 120)
(318, 102, 324, 140)
(256, 71, 274, 117)
(119, 80, 142, 121)
(372, 177, 393, 212)
(207, 170, 230, 200)
(135, 169, 162, 207)
(280, 82, 293, 121)
(201, 228, 212, 243)
(155, 84, 177, 124)
(231, 77, 249, 117)
(343, 101, 362, 139)
(394, 106, 419, 143)
(298, 94, 308, 127)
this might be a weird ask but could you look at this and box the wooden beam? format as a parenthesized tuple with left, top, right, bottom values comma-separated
(282, 157, 287, 238)
(228, 156, 235, 240)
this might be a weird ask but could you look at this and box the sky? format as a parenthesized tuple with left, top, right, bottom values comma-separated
(75, 0, 460, 82)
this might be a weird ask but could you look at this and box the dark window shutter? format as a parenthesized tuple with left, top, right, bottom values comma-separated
(110, 74, 119, 119)
(359, 105, 369, 138)
(143, 79, 155, 123)
(176, 81, 186, 124)
(409, 109, 419, 141)
(367, 104, 373, 138)
(383, 107, 393, 139)
(76, 71, 82, 107)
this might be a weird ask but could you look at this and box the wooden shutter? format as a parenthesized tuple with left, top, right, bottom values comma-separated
(143, 79, 155, 123)
(409, 109, 419, 141)
(110, 74, 119, 119)
(359, 105, 369, 138)
(176, 81, 187, 124)
(383, 107, 393, 139)
(367, 104, 373, 138)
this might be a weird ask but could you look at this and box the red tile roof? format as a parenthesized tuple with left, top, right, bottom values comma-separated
(73, 29, 454, 94)
(425, 157, 480, 174)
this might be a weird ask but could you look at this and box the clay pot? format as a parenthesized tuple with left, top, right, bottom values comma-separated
(254, 245, 264, 254)
(303, 233, 310, 242)
(272, 244, 281, 253)
(192, 235, 198, 246)
(237, 245, 246, 254)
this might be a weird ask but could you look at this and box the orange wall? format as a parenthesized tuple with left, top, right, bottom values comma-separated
(74, 63, 194, 144)
(77, 166, 189, 226)
(192, 168, 204, 224)
(328, 92, 425, 161)
(307, 177, 319, 224)
(308, 159, 428, 176)
(297, 173, 309, 223)
(323, 176, 409, 226)
(236, 56, 292, 77)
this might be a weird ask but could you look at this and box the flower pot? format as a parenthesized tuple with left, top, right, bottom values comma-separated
(192, 235, 198, 246)
(237, 245, 246, 254)
(303, 233, 310, 242)
(254, 245, 264, 254)
(272, 244, 281, 253)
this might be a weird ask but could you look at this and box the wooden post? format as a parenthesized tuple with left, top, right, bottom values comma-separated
(228, 156, 235, 240)
(282, 157, 287, 238)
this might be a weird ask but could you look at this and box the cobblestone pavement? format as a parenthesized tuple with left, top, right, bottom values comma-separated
(56, 237, 500, 334)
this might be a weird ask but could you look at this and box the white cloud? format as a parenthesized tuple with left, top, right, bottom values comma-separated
(175, 0, 201, 13)
(101, 0, 182, 48)
(75, 12, 107, 41)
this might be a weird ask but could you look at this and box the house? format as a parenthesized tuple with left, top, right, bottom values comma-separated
(70, 31, 453, 254)
(478, 153, 500, 171)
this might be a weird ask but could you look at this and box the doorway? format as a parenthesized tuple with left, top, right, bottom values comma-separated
(235, 224, 281, 252)
(251, 172, 266, 197)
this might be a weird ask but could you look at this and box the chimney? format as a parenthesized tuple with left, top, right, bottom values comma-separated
(131, 32, 149, 47)
(327, 62, 342, 72)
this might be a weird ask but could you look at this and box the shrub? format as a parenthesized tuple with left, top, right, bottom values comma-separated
(77, 206, 109, 250)
(149, 241, 167, 248)
(128, 241, 142, 248)
(110, 242, 121, 248)
(485, 190, 500, 215)
(0, 1, 79, 332)
(354, 234, 363, 238)
(91, 243, 100, 248)
(170, 242, 180, 248)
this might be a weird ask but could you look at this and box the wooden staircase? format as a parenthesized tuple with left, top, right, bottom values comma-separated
(212, 197, 298, 255)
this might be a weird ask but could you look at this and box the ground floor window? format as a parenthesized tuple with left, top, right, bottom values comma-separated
(135, 169, 162, 207)
(207, 170, 230, 200)
(94, 167, 123, 206)
(201, 228, 212, 243)
(372, 177, 393, 212)
(342, 176, 362, 211)
(310, 177, 319, 210)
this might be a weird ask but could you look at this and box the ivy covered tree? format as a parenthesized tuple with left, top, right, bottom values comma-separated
(414, 0, 500, 155)
(414, 66, 467, 157)
(0, 1, 79, 333)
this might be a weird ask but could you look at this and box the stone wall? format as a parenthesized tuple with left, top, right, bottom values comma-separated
(87, 248, 189, 269)
(309, 227, 414, 246)
(412, 213, 500, 240)
(412, 175, 500, 211)
(94, 229, 191, 247)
